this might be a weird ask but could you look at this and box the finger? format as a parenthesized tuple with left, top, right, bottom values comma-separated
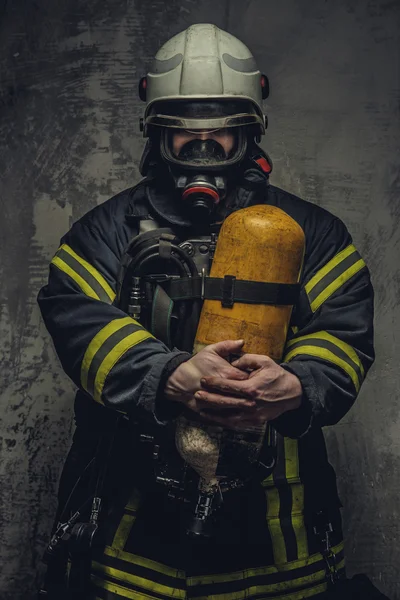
(200, 376, 251, 397)
(208, 339, 244, 358)
(231, 354, 271, 370)
(225, 368, 249, 381)
(194, 390, 255, 409)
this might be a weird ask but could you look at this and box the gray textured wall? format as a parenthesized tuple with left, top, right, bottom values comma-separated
(0, 1, 399, 598)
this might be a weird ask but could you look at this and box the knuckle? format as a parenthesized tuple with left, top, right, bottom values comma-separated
(246, 383, 258, 398)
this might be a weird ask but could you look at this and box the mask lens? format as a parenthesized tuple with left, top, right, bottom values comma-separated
(167, 128, 239, 167)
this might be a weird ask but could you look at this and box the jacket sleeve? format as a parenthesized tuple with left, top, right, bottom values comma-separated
(37, 206, 191, 424)
(273, 215, 375, 438)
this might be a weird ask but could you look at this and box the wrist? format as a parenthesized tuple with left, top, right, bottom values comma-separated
(272, 363, 312, 438)
(155, 351, 192, 422)
(290, 375, 303, 409)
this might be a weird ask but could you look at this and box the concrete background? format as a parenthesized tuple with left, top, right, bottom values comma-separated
(0, 0, 399, 598)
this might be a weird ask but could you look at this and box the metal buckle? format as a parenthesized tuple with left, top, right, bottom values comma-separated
(145, 273, 180, 284)
(313, 515, 339, 584)
(201, 268, 206, 300)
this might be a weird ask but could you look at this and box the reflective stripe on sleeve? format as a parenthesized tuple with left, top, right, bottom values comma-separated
(81, 317, 154, 404)
(284, 331, 364, 392)
(305, 244, 366, 313)
(51, 243, 116, 303)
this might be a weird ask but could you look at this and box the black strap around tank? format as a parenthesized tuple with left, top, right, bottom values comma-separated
(161, 276, 300, 307)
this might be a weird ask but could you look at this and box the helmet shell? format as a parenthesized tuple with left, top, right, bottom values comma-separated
(143, 24, 266, 135)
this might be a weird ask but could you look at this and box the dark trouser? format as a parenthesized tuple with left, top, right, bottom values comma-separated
(47, 422, 346, 599)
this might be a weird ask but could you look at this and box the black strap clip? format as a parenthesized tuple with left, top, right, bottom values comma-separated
(313, 511, 339, 585)
(221, 275, 236, 308)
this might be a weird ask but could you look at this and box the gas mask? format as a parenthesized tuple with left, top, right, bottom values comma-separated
(159, 125, 248, 223)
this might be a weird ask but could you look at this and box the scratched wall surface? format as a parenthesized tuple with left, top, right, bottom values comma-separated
(0, 0, 398, 598)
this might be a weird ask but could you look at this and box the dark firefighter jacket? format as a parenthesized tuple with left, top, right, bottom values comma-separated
(37, 171, 374, 434)
(37, 163, 374, 590)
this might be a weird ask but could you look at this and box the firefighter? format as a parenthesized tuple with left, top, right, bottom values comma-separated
(37, 23, 375, 600)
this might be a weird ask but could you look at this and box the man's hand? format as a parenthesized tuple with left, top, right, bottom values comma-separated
(195, 353, 303, 430)
(164, 339, 255, 417)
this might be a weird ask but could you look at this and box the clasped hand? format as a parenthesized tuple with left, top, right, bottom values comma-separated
(165, 339, 302, 430)
(196, 345, 302, 430)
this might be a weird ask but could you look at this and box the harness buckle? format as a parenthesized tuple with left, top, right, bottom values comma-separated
(201, 268, 206, 300)
(221, 275, 236, 308)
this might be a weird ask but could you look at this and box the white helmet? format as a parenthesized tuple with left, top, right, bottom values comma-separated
(139, 23, 269, 138)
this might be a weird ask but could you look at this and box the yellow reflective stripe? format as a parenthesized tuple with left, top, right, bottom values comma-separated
(188, 542, 344, 585)
(284, 438, 309, 561)
(305, 244, 356, 296)
(93, 329, 153, 403)
(266, 487, 287, 565)
(81, 317, 134, 393)
(310, 259, 365, 312)
(104, 546, 186, 579)
(91, 575, 169, 600)
(261, 472, 274, 487)
(61, 244, 116, 302)
(91, 562, 186, 599)
(285, 345, 360, 392)
(111, 488, 142, 551)
(286, 331, 365, 379)
(111, 514, 136, 551)
(52, 256, 100, 299)
(291, 484, 309, 561)
(284, 330, 364, 392)
(192, 578, 328, 600)
(284, 438, 300, 484)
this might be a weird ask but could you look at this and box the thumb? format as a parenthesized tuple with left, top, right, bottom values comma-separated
(208, 339, 245, 358)
(232, 354, 270, 370)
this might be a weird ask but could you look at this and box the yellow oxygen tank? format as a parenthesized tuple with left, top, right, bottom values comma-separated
(195, 204, 305, 358)
(175, 205, 305, 500)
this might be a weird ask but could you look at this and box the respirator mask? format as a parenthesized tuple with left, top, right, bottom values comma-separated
(161, 126, 247, 221)
(142, 100, 265, 223)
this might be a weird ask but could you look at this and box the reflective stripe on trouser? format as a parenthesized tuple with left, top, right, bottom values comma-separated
(88, 435, 345, 599)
